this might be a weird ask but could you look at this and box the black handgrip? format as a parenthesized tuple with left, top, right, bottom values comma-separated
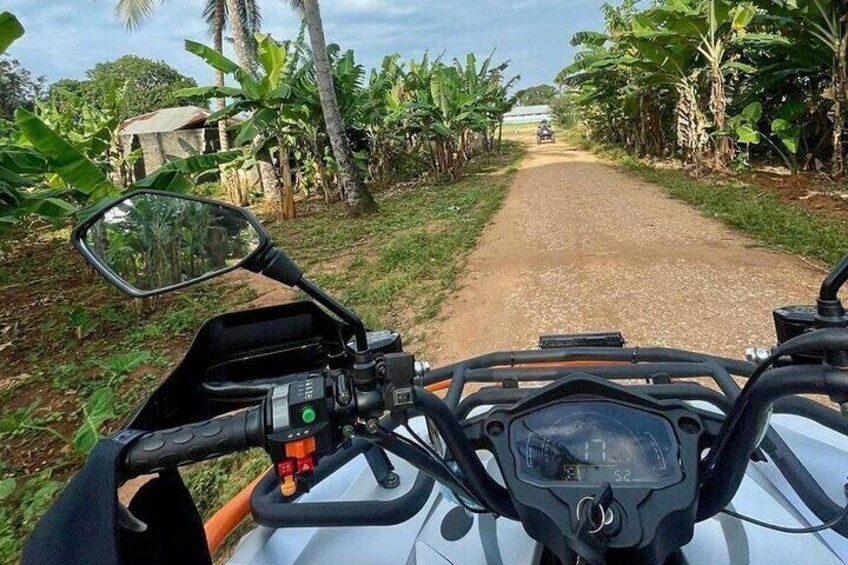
(122, 407, 265, 478)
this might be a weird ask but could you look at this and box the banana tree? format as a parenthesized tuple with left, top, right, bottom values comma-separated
(179, 33, 301, 217)
(392, 52, 515, 180)
(565, 13, 707, 163)
(632, 0, 766, 169)
(778, 0, 848, 174)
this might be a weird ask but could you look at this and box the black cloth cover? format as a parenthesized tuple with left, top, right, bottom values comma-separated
(21, 439, 211, 565)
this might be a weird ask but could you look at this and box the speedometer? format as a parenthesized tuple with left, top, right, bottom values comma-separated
(510, 401, 682, 488)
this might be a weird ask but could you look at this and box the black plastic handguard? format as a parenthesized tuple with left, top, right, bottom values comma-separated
(122, 407, 265, 478)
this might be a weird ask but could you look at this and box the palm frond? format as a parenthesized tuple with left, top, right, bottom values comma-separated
(115, 0, 165, 30)
(282, 0, 304, 16)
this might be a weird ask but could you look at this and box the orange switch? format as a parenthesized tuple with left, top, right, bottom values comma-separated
(285, 436, 317, 460)
(280, 475, 297, 497)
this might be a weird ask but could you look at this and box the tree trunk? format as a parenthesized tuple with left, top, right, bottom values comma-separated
(224, 0, 251, 70)
(710, 62, 733, 171)
(278, 145, 296, 219)
(302, 0, 378, 215)
(832, 27, 848, 176)
(212, 1, 228, 153)
(498, 120, 503, 153)
(211, 0, 238, 203)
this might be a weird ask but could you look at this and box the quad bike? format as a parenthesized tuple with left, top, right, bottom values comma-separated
(22, 190, 848, 564)
(537, 125, 556, 144)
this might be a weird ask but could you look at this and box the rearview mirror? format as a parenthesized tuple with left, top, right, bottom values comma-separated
(72, 190, 269, 297)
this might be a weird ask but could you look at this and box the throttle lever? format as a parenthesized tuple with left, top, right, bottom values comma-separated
(571, 482, 614, 565)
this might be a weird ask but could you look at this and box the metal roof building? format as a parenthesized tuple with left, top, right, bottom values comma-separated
(120, 106, 213, 136)
(119, 106, 224, 179)
(503, 104, 552, 124)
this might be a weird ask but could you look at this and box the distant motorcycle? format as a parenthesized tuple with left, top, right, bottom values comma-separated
(537, 123, 556, 144)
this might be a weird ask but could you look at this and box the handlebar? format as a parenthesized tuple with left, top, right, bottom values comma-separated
(113, 335, 848, 541)
(122, 407, 265, 478)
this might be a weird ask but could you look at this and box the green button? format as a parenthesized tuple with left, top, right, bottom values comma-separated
(301, 405, 316, 424)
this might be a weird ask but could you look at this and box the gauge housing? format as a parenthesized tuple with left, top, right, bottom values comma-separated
(479, 373, 704, 564)
(510, 400, 683, 489)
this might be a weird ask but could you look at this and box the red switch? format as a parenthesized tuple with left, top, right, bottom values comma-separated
(296, 456, 314, 473)
(276, 459, 296, 477)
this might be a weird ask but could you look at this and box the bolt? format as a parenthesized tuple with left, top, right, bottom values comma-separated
(342, 425, 356, 439)
(381, 472, 401, 490)
(486, 421, 505, 437)
(365, 419, 380, 434)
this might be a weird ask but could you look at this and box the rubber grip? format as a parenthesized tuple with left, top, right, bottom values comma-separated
(122, 407, 264, 478)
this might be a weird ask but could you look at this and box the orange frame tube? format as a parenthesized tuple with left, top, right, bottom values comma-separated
(204, 472, 265, 555)
(204, 359, 628, 553)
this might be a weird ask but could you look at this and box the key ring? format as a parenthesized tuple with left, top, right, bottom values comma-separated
(576, 496, 614, 534)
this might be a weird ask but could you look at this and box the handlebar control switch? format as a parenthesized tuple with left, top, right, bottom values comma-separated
(382, 352, 416, 412)
(263, 375, 334, 497)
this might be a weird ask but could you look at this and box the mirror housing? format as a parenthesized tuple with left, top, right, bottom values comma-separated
(72, 190, 370, 355)
(72, 190, 271, 298)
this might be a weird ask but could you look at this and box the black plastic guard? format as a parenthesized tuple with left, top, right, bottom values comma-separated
(125, 301, 349, 430)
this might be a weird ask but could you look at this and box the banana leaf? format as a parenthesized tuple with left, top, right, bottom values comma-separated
(14, 109, 113, 196)
(152, 150, 242, 174)
(234, 108, 276, 146)
(0, 147, 47, 177)
(131, 169, 193, 193)
(184, 40, 241, 75)
(33, 197, 77, 218)
(133, 150, 242, 192)
(184, 39, 261, 97)
(256, 33, 287, 94)
(0, 11, 24, 54)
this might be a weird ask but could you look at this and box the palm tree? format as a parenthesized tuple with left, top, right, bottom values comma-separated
(285, 0, 378, 215)
(222, 0, 260, 70)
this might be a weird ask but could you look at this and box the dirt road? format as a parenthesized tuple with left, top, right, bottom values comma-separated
(426, 131, 826, 364)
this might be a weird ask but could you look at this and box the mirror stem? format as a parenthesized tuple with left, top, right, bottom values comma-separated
(250, 246, 370, 353)
(297, 277, 369, 353)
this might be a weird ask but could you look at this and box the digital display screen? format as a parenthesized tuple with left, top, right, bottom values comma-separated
(510, 401, 682, 488)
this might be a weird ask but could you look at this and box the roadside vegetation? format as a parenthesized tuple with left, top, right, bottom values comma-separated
(560, 0, 848, 176)
(0, 141, 522, 563)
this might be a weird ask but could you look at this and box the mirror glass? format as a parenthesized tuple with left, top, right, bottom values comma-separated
(81, 193, 263, 294)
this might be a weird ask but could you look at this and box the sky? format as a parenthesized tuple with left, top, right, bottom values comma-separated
(4, 0, 607, 92)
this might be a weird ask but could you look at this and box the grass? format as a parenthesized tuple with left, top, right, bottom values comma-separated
(580, 138, 848, 267)
(0, 248, 256, 563)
